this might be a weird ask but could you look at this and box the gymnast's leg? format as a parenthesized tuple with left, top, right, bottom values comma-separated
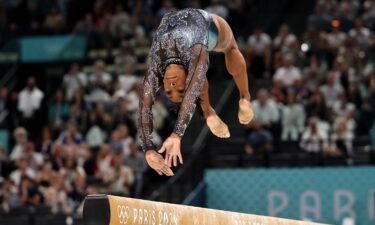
(199, 79, 230, 138)
(211, 14, 254, 124)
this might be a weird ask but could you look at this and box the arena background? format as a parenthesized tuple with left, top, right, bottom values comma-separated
(0, 0, 374, 225)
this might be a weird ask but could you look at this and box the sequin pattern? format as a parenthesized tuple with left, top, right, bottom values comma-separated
(138, 8, 211, 152)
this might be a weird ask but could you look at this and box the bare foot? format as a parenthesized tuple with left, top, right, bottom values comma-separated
(206, 114, 230, 138)
(238, 99, 254, 124)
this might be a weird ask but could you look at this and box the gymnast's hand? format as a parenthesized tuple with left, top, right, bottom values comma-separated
(145, 150, 174, 176)
(158, 133, 183, 167)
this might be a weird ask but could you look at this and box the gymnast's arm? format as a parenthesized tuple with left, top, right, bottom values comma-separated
(138, 54, 174, 176)
(159, 44, 209, 167)
(174, 44, 209, 136)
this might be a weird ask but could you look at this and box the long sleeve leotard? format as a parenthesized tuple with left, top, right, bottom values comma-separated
(138, 8, 213, 152)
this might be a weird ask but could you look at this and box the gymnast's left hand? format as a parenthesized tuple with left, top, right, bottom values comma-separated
(158, 133, 183, 167)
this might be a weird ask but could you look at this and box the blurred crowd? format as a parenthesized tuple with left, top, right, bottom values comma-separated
(0, 0, 374, 217)
(245, 0, 375, 166)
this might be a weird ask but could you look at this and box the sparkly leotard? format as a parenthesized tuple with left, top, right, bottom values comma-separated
(138, 8, 216, 152)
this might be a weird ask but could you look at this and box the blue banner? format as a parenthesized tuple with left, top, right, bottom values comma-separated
(205, 167, 375, 225)
(20, 35, 86, 62)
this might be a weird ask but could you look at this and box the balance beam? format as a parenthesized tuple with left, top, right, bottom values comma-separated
(83, 194, 326, 225)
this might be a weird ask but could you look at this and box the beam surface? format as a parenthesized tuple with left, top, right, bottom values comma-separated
(83, 194, 328, 225)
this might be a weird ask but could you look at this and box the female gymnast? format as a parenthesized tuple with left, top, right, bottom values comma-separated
(139, 8, 253, 176)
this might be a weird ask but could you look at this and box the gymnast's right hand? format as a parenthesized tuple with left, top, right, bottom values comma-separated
(145, 150, 174, 176)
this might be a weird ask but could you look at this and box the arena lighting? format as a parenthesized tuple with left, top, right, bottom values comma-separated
(301, 43, 309, 52)
(83, 195, 328, 225)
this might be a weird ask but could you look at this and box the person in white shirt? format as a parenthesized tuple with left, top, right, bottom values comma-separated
(63, 63, 87, 101)
(117, 64, 139, 94)
(281, 91, 306, 141)
(273, 24, 298, 53)
(273, 54, 302, 88)
(349, 19, 372, 48)
(300, 117, 328, 165)
(89, 60, 112, 90)
(24, 142, 44, 171)
(204, 0, 229, 19)
(319, 72, 344, 107)
(9, 157, 36, 186)
(117, 124, 134, 156)
(326, 22, 347, 51)
(247, 28, 272, 77)
(251, 89, 280, 130)
(9, 127, 28, 161)
(17, 76, 44, 119)
(87, 60, 112, 103)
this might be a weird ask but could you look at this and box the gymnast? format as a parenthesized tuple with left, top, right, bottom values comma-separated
(139, 8, 253, 176)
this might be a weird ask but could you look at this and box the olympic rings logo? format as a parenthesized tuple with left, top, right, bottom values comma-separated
(117, 205, 130, 224)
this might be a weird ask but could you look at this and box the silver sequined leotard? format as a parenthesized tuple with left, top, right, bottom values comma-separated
(138, 8, 216, 152)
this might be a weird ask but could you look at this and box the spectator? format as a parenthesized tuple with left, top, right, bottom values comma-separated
(63, 63, 87, 101)
(102, 153, 133, 196)
(43, 6, 65, 33)
(124, 142, 147, 197)
(68, 174, 87, 209)
(74, 13, 100, 49)
(95, 144, 112, 177)
(117, 124, 134, 156)
(349, 19, 372, 49)
(114, 41, 137, 75)
(305, 91, 331, 121)
(204, 0, 229, 20)
(59, 157, 86, 191)
(300, 118, 329, 165)
(89, 60, 112, 89)
(9, 158, 36, 186)
(251, 89, 280, 132)
(85, 112, 106, 148)
(24, 142, 44, 171)
(362, 0, 375, 30)
(281, 91, 306, 141)
(273, 24, 298, 53)
(9, 127, 28, 161)
(112, 98, 136, 133)
(36, 161, 58, 189)
(319, 72, 344, 107)
(156, 0, 177, 21)
(303, 55, 324, 92)
(116, 64, 139, 96)
(244, 120, 273, 166)
(332, 93, 356, 134)
(43, 174, 73, 214)
(0, 146, 10, 178)
(326, 20, 347, 52)
(50, 144, 65, 171)
(273, 54, 302, 88)
(0, 178, 18, 211)
(57, 121, 83, 146)
(48, 90, 69, 133)
(247, 28, 272, 78)
(326, 120, 353, 164)
(307, 3, 331, 31)
(87, 60, 112, 103)
(17, 77, 44, 137)
(109, 4, 130, 39)
(109, 130, 123, 155)
(69, 91, 89, 131)
(0, 86, 9, 130)
(38, 126, 53, 159)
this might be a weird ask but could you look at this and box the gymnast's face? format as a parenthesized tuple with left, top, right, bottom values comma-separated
(163, 64, 186, 103)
